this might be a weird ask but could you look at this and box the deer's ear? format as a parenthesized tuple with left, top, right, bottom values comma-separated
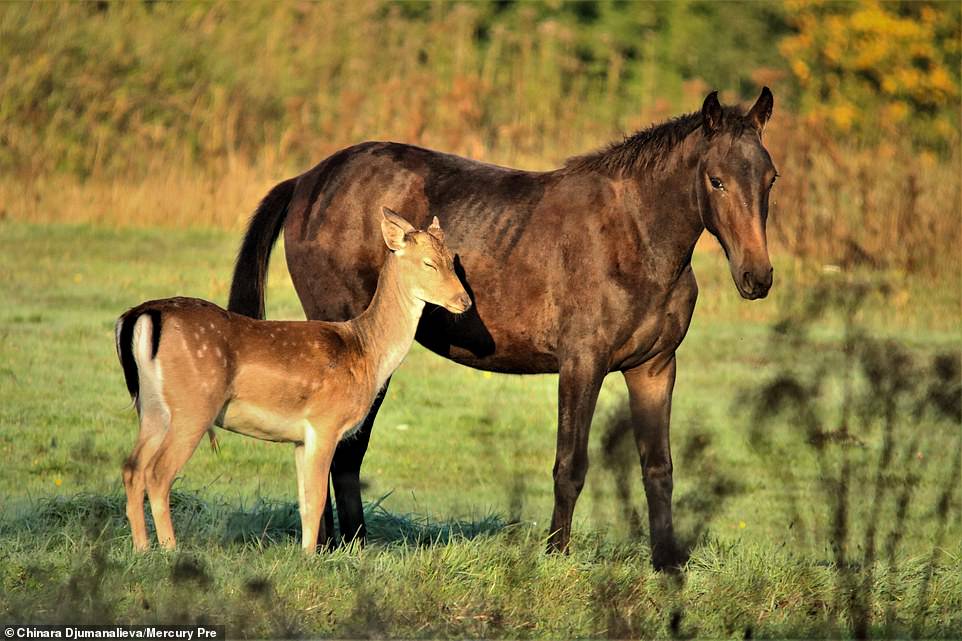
(747, 86, 774, 134)
(701, 90, 723, 135)
(381, 207, 414, 251)
(427, 215, 444, 242)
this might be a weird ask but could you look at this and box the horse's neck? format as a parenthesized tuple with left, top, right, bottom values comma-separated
(349, 255, 424, 388)
(629, 151, 705, 281)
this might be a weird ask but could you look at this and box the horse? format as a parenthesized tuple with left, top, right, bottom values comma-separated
(228, 88, 778, 570)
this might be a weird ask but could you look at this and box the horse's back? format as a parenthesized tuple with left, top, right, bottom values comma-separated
(285, 143, 547, 293)
(280, 140, 667, 372)
(287, 141, 550, 237)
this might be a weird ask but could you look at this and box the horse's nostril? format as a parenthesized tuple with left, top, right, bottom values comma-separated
(742, 271, 755, 292)
(762, 267, 774, 289)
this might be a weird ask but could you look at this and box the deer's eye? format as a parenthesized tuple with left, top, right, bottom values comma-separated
(709, 176, 725, 190)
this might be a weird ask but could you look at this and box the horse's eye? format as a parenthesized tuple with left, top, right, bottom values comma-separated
(771, 173, 779, 187)
(709, 176, 725, 190)
(423, 260, 438, 271)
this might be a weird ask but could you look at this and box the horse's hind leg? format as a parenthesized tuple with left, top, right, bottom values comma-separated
(123, 408, 166, 551)
(327, 377, 390, 545)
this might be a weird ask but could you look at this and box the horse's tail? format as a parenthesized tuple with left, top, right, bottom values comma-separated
(227, 177, 298, 319)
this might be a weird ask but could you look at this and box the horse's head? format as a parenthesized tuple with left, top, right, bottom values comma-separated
(696, 88, 778, 300)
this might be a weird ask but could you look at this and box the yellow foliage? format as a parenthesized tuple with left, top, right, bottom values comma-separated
(779, 0, 960, 148)
(830, 102, 856, 131)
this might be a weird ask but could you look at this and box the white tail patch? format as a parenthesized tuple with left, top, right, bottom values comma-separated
(131, 314, 171, 427)
(114, 317, 125, 366)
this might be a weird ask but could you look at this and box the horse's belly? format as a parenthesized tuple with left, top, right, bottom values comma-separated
(443, 343, 558, 374)
(414, 306, 559, 374)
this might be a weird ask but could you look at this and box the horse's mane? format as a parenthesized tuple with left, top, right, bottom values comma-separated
(564, 106, 752, 177)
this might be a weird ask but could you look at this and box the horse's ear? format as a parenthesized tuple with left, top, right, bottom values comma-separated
(748, 86, 774, 134)
(701, 91, 723, 135)
(427, 215, 444, 241)
(381, 206, 414, 251)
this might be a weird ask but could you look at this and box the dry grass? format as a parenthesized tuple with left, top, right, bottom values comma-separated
(3, 116, 958, 283)
(0, 162, 277, 231)
(1, 1, 958, 275)
(765, 112, 962, 277)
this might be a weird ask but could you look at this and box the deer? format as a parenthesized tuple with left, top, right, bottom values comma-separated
(114, 208, 471, 553)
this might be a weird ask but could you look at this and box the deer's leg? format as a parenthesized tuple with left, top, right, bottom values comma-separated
(294, 444, 308, 520)
(144, 410, 211, 550)
(298, 424, 338, 554)
(547, 353, 607, 553)
(624, 355, 683, 571)
(122, 408, 166, 552)
(327, 377, 390, 545)
(296, 443, 326, 550)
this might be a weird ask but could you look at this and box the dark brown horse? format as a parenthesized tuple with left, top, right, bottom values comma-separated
(228, 89, 777, 569)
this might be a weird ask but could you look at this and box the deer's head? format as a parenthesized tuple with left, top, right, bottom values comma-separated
(381, 207, 471, 314)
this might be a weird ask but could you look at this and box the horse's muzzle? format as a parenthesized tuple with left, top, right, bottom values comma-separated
(738, 267, 774, 300)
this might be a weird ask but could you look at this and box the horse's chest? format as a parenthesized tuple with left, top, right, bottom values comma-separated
(612, 276, 698, 368)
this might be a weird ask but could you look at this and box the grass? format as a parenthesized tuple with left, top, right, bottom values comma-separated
(0, 220, 959, 638)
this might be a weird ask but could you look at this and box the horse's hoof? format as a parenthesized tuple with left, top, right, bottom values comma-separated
(651, 544, 688, 573)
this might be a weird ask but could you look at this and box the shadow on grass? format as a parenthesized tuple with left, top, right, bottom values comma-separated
(578, 273, 961, 639)
(0, 492, 511, 636)
(744, 275, 961, 639)
(223, 493, 507, 547)
(596, 405, 744, 563)
(0, 489, 507, 549)
(591, 406, 745, 639)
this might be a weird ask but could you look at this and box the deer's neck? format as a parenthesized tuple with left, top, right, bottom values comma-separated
(350, 254, 424, 390)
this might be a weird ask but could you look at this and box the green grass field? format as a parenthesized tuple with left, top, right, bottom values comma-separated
(0, 221, 959, 638)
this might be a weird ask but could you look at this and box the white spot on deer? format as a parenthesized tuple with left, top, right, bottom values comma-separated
(196, 349, 203, 358)
(215, 347, 223, 358)
(209, 322, 215, 330)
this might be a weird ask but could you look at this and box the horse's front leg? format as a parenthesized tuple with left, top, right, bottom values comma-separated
(623, 354, 684, 571)
(547, 352, 607, 553)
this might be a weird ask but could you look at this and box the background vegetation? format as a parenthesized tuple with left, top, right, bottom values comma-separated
(1, 1, 960, 637)
(1, 0, 959, 275)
